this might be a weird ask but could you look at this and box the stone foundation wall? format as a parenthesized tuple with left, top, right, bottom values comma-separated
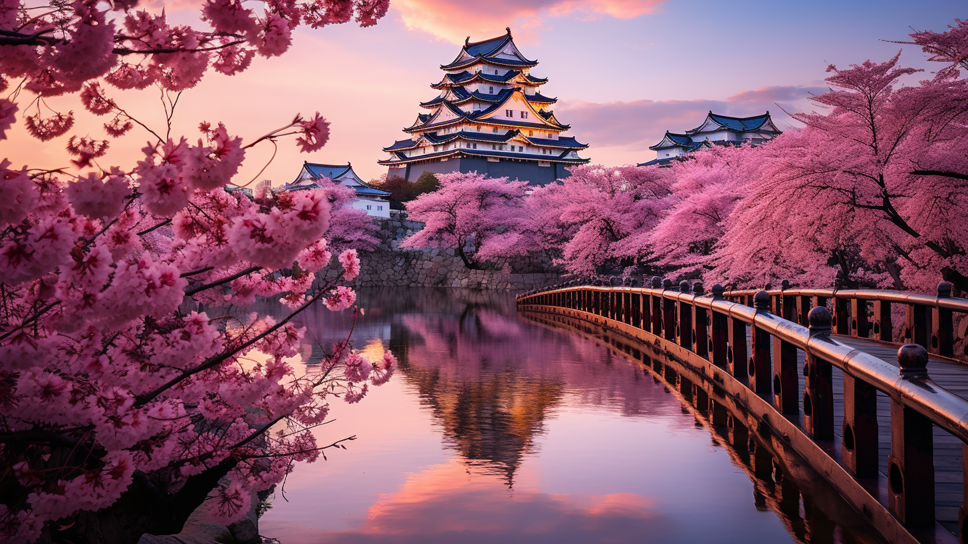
(318, 211, 561, 291)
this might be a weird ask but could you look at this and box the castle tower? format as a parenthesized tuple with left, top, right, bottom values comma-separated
(380, 28, 590, 185)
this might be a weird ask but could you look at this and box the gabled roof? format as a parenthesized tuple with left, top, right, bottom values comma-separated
(648, 132, 693, 151)
(303, 163, 352, 181)
(404, 92, 569, 133)
(383, 139, 418, 152)
(296, 162, 390, 197)
(378, 146, 590, 167)
(441, 28, 538, 71)
(522, 135, 588, 149)
(687, 111, 781, 134)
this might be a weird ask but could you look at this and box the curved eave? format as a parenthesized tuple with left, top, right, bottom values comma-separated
(441, 55, 538, 71)
(379, 148, 589, 166)
(522, 137, 588, 150)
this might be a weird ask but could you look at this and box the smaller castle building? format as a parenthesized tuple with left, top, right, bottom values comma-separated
(288, 162, 391, 218)
(640, 111, 781, 166)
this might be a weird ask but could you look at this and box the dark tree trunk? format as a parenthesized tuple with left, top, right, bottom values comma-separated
(49, 458, 239, 544)
(457, 245, 478, 270)
(942, 266, 968, 298)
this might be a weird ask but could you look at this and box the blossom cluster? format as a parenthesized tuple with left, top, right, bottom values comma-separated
(0, 1, 392, 542)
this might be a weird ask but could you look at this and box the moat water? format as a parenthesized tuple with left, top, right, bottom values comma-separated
(256, 288, 880, 544)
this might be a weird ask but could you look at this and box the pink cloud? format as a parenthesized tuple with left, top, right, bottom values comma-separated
(555, 86, 819, 164)
(392, 0, 666, 44)
(726, 85, 827, 103)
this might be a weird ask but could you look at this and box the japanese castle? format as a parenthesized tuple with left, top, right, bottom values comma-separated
(288, 162, 391, 218)
(380, 28, 590, 185)
(639, 111, 781, 166)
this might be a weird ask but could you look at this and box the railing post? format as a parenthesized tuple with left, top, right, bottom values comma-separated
(651, 277, 662, 335)
(834, 296, 850, 335)
(842, 372, 878, 478)
(774, 334, 799, 416)
(677, 374, 693, 402)
(804, 307, 834, 441)
(693, 383, 708, 411)
(889, 344, 935, 527)
(797, 295, 811, 327)
(663, 279, 676, 342)
(781, 280, 796, 322)
(625, 290, 633, 324)
(750, 291, 772, 395)
(693, 283, 709, 359)
(850, 297, 869, 338)
(932, 282, 954, 357)
(728, 414, 749, 452)
(679, 281, 692, 349)
(711, 285, 728, 368)
(709, 398, 728, 426)
(728, 312, 749, 383)
(961, 443, 968, 543)
(874, 299, 893, 342)
(641, 292, 650, 332)
(905, 302, 929, 350)
(631, 290, 641, 328)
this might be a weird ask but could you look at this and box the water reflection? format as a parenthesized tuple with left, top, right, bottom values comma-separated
(252, 289, 878, 543)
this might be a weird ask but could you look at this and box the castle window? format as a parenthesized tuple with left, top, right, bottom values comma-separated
(506, 109, 512, 117)
(493, 128, 499, 133)
(521, 112, 528, 120)
(492, 144, 496, 150)
(366, 205, 372, 210)
(529, 130, 533, 136)
(489, 86, 494, 93)
(378, 205, 383, 211)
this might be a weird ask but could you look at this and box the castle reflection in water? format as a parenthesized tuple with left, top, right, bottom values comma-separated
(239, 288, 877, 544)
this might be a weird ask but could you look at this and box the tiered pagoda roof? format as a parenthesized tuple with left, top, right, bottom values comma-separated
(640, 111, 781, 166)
(380, 28, 589, 175)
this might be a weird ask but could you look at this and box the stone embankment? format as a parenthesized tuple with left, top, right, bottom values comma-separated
(319, 211, 561, 291)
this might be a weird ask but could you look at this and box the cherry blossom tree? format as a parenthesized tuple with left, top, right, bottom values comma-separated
(525, 165, 672, 277)
(0, 1, 394, 543)
(709, 52, 968, 292)
(303, 180, 380, 253)
(400, 172, 529, 269)
(905, 18, 968, 78)
(647, 145, 759, 279)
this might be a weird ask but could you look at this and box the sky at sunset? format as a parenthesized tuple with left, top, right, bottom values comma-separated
(2, 0, 964, 185)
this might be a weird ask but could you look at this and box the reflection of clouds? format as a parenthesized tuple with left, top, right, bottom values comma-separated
(315, 460, 673, 543)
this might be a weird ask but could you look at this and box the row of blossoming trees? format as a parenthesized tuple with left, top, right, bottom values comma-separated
(0, 1, 396, 543)
(404, 20, 968, 295)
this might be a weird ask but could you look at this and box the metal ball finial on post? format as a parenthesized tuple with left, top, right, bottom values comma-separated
(808, 306, 832, 338)
(754, 290, 770, 312)
(898, 344, 929, 378)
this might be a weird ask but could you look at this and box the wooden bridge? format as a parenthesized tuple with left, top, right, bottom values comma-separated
(517, 280, 968, 544)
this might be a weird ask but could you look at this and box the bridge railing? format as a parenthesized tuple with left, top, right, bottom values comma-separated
(516, 280, 968, 541)
(720, 281, 968, 363)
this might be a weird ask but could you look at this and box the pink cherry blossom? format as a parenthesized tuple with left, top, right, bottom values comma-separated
(0, 99, 16, 139)
(323, 285, 356, 311)
(338, 248, 360, 280)
(0, 162, 38, 226)
(24, 111, 74, 141)
(295, 112, 330, 152)
(0, 1, 392, 539)
(67, 169, 132, 219)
